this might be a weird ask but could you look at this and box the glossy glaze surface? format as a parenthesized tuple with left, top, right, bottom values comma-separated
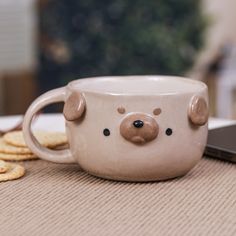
(65, 76, 208, 181)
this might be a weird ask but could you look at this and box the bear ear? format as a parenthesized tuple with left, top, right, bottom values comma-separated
(63, 91, 86, 121)
(188, 95, 208, 126)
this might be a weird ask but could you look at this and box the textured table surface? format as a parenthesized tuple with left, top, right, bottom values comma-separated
(0, 157, 235, 236)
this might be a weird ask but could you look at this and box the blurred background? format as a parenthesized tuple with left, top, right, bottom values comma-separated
(0, 0, 235, 118)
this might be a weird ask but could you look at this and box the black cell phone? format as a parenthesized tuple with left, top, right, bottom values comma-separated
(205, 124, 236, 163)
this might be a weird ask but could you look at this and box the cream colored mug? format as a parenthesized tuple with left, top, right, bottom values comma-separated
(23, 76, 209, 181)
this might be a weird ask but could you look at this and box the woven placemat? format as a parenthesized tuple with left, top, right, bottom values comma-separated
(0, 157, 235, 236)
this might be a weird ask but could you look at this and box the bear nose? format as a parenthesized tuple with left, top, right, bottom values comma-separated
(120, 113, 159, 145)
(133, 120, 144, 128)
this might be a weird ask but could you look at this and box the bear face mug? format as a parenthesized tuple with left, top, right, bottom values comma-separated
(23, 76, 209, 182)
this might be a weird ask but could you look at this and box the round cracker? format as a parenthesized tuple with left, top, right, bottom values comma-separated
(0, 138, 32, 154)
(0, 160, 9, 173)
(0, 162, 25, 182)
(3, 131, 68, 148)
(0, 152, 38, 161)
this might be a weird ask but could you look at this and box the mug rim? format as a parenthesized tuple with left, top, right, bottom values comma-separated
(68, 75, 207, 96)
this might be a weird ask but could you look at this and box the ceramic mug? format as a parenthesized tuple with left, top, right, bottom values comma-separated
(23, 76, 209, 181)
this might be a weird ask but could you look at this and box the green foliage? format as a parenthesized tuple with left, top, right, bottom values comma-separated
(41, 0, 206, 83)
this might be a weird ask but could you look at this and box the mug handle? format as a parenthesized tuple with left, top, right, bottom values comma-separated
(23, 87, 76, 164)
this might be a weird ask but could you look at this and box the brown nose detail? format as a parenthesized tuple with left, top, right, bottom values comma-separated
(120, 113, 159, 145)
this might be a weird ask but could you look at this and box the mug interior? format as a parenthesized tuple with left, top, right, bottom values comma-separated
(69, 75, 206, 95)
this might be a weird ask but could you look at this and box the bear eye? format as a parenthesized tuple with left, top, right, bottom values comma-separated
(165, 128, 173, 136)
(103, 128, 110, 136)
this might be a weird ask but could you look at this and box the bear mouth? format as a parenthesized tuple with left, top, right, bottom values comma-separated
(131, 136, 146, 144)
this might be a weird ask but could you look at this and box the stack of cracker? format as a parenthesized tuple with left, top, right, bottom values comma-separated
(0, 160, 25, 182)
(0, 130, 68, 182)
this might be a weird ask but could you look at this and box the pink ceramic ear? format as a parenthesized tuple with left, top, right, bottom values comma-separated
(188, 95, 208, 126)
(63, 91, 86, 121)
